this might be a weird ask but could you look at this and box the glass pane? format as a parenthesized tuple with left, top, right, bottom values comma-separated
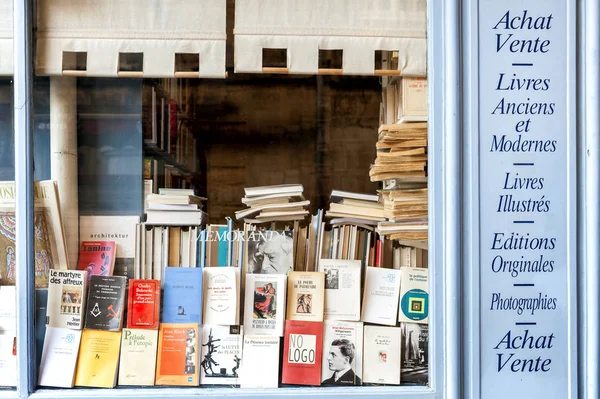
(33, 3, 430, 394)
(0, 77, 17, 389)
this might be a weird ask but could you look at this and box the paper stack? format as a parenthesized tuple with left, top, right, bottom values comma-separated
(235, 184, 309, 223)
(145, 188, 207, 225)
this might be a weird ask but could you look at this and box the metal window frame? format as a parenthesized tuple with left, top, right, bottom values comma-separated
(10, 0, 465, 398)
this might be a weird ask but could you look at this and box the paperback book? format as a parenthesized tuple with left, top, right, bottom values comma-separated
(117, 328, 159, 386)
(286, 271, 325, 322)
(46, 269, 87, 329)
(199, 325, 243, 386)
(0, 335, 16, 387)
(239, 335, 280, 388)
(361, 266, 401, 326)
(76, 241, 116, 283)
(318, 259, 361, 321)
(84, 275, 127, 331)
(202, 267, 239, 326)
(244, 274, 287, 336)
(155, 323, 199, 386)
(127, 279, 160, 329)
(321, 321, 363, 386)
(400, 322, 428, 385)
(282, 320, 323, 386)
(362, 325, 402, 385)
(74, 330, 122, 388)
(398, 267, 429, 324)
(245, 229, 294, 275)
(38, 327, 82, 387)
(162, 267, 203, 324)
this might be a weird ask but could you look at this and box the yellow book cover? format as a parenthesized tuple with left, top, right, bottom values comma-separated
(74, 330, 122, 388)
(286, 271, 325, 322)
(155, 323, 199, 386)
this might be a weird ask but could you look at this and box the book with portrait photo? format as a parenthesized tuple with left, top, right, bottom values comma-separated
(245, 229, 294, 275)
(321, 320, 363, 386)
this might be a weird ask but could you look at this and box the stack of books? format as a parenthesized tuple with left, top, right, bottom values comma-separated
(377, 187, 428, 242)
(369, 122, 427, 183)
(145, 188, 207, 225)
(325, 190, 384, 227)
(235, 184, 310, 223)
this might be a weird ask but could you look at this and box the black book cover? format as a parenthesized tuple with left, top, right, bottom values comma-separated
(84, 275, 127, 331)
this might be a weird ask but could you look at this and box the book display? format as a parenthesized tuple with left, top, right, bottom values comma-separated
(1, 1, 434, 394)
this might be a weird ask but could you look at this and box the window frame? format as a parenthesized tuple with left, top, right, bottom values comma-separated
(9, 0, 464, 398)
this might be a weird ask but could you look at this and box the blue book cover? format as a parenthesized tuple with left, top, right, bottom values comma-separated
(35, 288, 48, 370)
(162, 267, 203, 324)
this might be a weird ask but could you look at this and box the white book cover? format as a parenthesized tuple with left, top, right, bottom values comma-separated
(203, 267, 240, 326)
(79, 215, 140, 279)
(244, 274, 286, 336)
(318, 259, 361, 321)
(286, 271, 325, 322)
(117, 328, 159, 386)
(200, 325, 243, 386)
(38, 327, 82, 388)
(239, 335, 280, 388)
(361, 267, 401, 326)
(0, 286, 16, 334)
(398, 267, 429, 324)
(46, 269, 87, 329)
(398, 77, 428, 122)
(0, 335, 16, 387)
(363, 325, 402, 385)
(321, 321, 363, 386)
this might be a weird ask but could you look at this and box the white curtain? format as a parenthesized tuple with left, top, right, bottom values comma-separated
(0, 0, 12, 76)
(36, 0, 226, 78)
(234, 0, 426, 76)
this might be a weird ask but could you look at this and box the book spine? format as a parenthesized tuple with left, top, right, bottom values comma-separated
(226, 217, 233, 267)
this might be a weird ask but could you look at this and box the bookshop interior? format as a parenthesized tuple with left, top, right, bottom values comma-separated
(0, 0, 434, 396)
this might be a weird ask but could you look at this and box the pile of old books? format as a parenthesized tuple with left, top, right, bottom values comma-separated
(324, 190, 384, 227)
(235, 184, 309, 223)
(145, 188, 207, 225)
(370, 122, 428, 243)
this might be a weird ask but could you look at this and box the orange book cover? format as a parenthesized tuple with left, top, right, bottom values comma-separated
(127, 280, 160, 329)
(155, 323, 199, 386)
(77, 241, 116, 283)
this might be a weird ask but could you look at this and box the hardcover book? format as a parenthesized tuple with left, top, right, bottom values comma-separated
(239, 335, 280, 388)
(361, 266, 401, 326)
(155, 323, 199, 386)
(202, 267, 239, 326)
(76, 241, 116, 283)
(127, 279, 160, 329)
(46, 269, 87, 329)
(286, 271, 325, 322)
(244, 274, 287, 336)
(38, 327, 82, 387)
(398, 267, 429, 324)
(282, 320, 323, 386)
(74, 329, 122, 388)
(79, 216, 140, 280)
(0, 335, 16, 387)
(117, 328, 159, 386)
(321, 320, 363, 386)
(162, 267, 203, 324)
(84, 275, 127, 331)
(400, 322, 428, 385)
(318, 259, 361, 321)
(0, 180, 69, 287)
(363, 325, 402, 385)
(199, 325, 243, 386)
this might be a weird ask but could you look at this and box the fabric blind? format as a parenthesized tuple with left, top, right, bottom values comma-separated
(234, 0, 426, 76)
(36, 0, 226, 78)
(0, 0, 13, 76)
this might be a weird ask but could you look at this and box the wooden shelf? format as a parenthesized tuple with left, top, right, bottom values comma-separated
(143, 143, 200, 179)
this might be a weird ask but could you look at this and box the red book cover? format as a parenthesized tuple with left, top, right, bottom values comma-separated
(127, 279, 161, 329)
(282, 320, 323, 386)
(77, 241, 116, 283)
